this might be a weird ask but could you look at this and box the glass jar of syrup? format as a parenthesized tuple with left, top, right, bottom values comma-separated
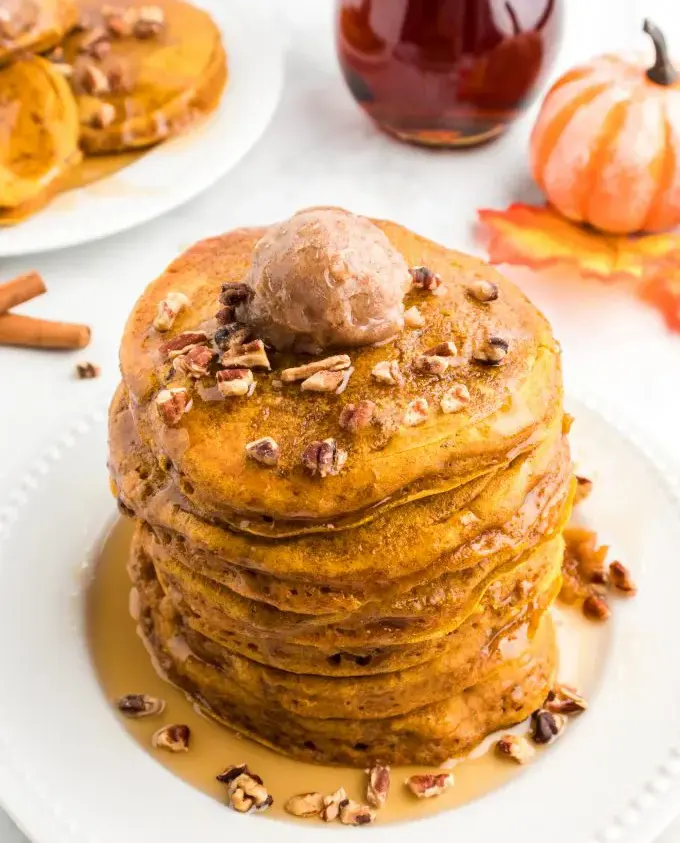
(336, 0, 563, 147)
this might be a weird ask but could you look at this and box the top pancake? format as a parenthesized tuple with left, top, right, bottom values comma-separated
(117, 215, 563, 524)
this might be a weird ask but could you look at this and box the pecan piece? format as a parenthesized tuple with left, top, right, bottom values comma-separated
(339, 400, 375, 433)
(371, 360, 404, 386)
(160, 330, 207, 357)
(301, 369, 346, 393)
(87, 101, 116, 129)
(218, 765, 272, 813)
(404, 305, 425, 328)
(74, 61, 110, 95)
(175, 344, 215, 378)
(545, 684, 588, 715)
(133, 4, 165, 38)
(609, 561, 637, 595)
(78, 26, 111, 58)
(281, 355, 351, 383)
(115, 693, 165, 718)
(496, 734, 535, 764)
(321, 787, 347, 822)
(284, 792, 324, 818)
(245, 437, 279, 466)
(156, 387, 192, 426)
(403, 398, 429, 426)
(221, 339, 270, 370)
(216, 305, 236, 326)
(414, 354, 450, 376)
(473, 337, 509, 366)
(107, 58, 135, 94)
(214, 324, 251, 350)
(574, 475, 593, 505)
(366, 764, 390, 808)
(530, 709, 564, 745)
(219, 281, 252, 307)
(302, 439, 347, 478)
(75, 361, 100, 379)
(153, 291, 190, 332)
(405, 772, 454, 798)
(425, 341, 457, 357)
(468, 278, 499, 303)
(152, 724, 190, 752)
(216, 368, 254, 397)
(339, 799, 376, 826)
(102, 6, 132, 37)
(409, 265, 442, 291)
(583, 593, 611, 621)
(440, 383, 471, 414)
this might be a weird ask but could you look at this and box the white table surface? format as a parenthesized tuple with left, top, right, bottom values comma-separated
(1, 0, 680, 840)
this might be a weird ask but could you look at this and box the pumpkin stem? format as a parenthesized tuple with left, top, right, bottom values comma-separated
(644, 19, 678, 85)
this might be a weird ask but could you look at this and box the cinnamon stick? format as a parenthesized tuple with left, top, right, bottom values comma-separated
(0, 271, 46, 315)
(0, 313, 91, 349)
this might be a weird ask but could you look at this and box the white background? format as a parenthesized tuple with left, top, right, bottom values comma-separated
(1, 0, 679, 840)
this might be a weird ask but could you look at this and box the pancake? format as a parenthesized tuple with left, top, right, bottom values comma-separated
(0, 0, 77, 66)
(116, 219, 563, 527)
(109, 209, 570, 767)
(61, 0, 227, 153)
(0, 56, 81, 224)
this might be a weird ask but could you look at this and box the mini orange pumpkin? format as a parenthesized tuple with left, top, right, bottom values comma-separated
(530, 20, 680, 234)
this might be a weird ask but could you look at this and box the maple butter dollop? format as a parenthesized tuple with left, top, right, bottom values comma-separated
(241, 208, 412, 351)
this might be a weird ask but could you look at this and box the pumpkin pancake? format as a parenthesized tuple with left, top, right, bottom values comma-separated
(110, 208, 570, 767)
(61, 0, 226, 153)
(0, 56, 81, 225)
(0, 0, 77, 66)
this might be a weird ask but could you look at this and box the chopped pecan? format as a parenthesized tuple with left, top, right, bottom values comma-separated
(133, 4, 165, 38)
(339, 400, 375, 433)
(174, 344, 215, 378)
(366, 764, 390, 808)
(574, 475, 593, 505)
(440, 383, 471, 414)
(214, 324, 251, 350)
(216, 368, 254, 397)
(115, 693, 165, 718)
(245, 437, 279, 466)
(281, 355, 351, 383)
(156, 387, 192, 426)
(403, 398, 429, 427)
(409, 265, 442, 291)
(583, 593, 610, 621)
(301, 369, 346, 393)
(284, 792, 324, 818)
(217, 765, 272, 813)
(530, 709, 564, 745)
(339, 799, 376, 826)
(302, 439, 347, 478)
(545, 684, 588, 715)
(161, 330, 208, 358)
(468, 278, 499, 303)
(404, 305, 425, 328)
(75, 361, 100, 379)
(74, 61, 110, 95)
(425, 341, 457, 357)
(405, 772, 454, 798)
(321, 787, 347, 822)
(219, 281, 252, 307)
(102, 6, 132, 37)
(496, 734, 535, 764)
(609, 561, 637, 595)
(216, 305, 236, 325)
(473, 337, 509, 366)
(414, 354, 449, 376)
(561, 526, 609, 600)
(87, 101, 116, 129)
(221, 339, 270, 370)
(107, 58, 134, 93)
(371, 359, 404, 386)
(152, 724, 190, 752)
(153, 291, 190, 332)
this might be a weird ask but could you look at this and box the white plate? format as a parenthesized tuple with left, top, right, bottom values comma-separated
(0, 396, 679, 843)
(0, 0, 283, 257)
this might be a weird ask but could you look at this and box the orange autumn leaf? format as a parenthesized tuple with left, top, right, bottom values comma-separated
(640, 265, 680, 332)
(477, 204, 680, 283)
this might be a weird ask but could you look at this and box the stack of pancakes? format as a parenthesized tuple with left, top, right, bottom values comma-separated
(109, 213, 572, 767)
(0, 0, 226, 224)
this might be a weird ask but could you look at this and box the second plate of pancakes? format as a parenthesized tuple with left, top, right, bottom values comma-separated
(0, 0, 283, 256)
